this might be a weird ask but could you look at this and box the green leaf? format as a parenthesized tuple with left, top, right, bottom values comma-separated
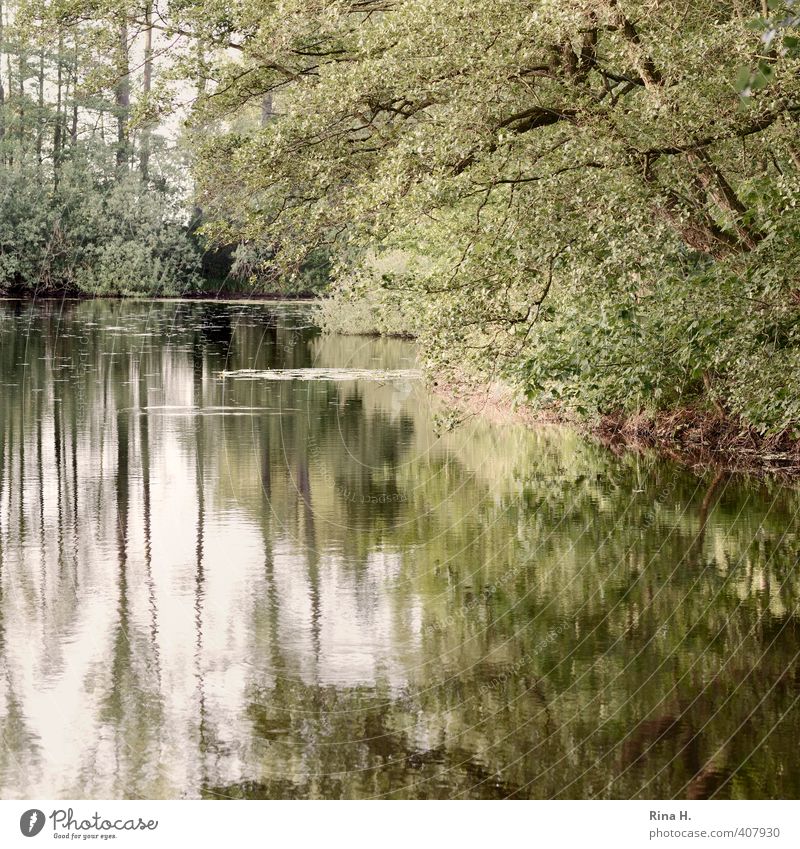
(735, 65, 753, 92)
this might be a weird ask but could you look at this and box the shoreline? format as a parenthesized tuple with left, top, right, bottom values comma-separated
(0, 289, 318, 302)
(4, 294, 797, 476)
(594, 410, 800, 476)
(433, 376, 800, 478)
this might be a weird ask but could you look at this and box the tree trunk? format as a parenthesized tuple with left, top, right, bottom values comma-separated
(70, 41, 78, 147)
(686, 149, 763, 250)
(36, 49, 44, 165)
(17, 51, 24, 147)
(644, 153, 761, 259)
(139, 0, 153, 180)
(0, 0, 6, 153)
(261, 94, 273, 128)
(115, 20, 130, 174)
(54, 31, 64, 183)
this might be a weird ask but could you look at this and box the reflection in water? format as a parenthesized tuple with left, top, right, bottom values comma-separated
(0, 299, 798, 800)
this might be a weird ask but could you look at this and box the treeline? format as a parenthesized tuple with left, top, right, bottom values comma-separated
(0, 0, 201, 295)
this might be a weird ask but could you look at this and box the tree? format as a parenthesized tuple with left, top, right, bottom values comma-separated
(114, 14, 130, 173)
(175, 0, 800, 433)
(0, 0, 203, 295)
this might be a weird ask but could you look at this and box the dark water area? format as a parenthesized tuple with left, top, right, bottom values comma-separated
(0, 299, 798, 799)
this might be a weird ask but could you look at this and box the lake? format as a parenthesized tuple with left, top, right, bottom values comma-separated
(0, 299, 798, 799)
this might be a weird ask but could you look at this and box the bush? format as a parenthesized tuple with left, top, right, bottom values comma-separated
(0, 151, 202, 296)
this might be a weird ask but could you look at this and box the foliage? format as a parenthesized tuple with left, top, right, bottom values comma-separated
(316, 250, 424, 336)
(162, 0, 800, 434)
(0, 0, 202, 295)
(0, 151, 202, 295)
(737, 0, 800, 96)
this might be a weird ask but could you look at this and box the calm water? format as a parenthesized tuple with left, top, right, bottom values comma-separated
(0, 299, 798, 800)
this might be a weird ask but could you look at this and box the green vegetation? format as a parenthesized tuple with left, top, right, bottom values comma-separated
(0, 0, 202, 295)
(182, 0, 800, 437)
(4, 1, 800, 437)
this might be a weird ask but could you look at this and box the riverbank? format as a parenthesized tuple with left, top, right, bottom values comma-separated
(0, 287, 318, 301)
(165, 290, 317, 301)
(5, 292, 797, 475)
(595, 409, 800, 475)
(434, 375, 800, 477)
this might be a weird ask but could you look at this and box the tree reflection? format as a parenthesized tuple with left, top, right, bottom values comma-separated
(0, 300, 797, 799)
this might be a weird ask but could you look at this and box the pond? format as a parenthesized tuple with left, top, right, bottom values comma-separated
(0, 299, 798, 799)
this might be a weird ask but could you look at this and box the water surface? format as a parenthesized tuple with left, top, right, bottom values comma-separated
(0, 299, 798, 799)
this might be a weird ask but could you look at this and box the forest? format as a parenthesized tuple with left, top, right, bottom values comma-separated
(1, 0, 800, 442)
